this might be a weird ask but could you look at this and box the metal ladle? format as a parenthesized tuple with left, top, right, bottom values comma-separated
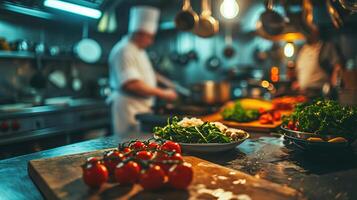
(194, 0, 219, 38)
(175, 0, 199, 31)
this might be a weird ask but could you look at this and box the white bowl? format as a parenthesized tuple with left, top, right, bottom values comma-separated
(155, 132, 249, 153)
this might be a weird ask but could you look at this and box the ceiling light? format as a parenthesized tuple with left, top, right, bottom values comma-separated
(3, 3, 54, 19)
(220, 0, 239, 19)
(284, 42, 295, 58)
(44, 0, 102, 19)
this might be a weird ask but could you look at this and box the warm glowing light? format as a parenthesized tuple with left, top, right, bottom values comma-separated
(261, 80, 270, 88)
(220, 0, 239, 19)
(270, 66, 279, 82)
(271, 67, 279, 74)
(284, 42, 295, 58)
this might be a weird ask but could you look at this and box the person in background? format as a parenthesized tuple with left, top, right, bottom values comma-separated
(108, 6, 177, 135)
(293, 30, 344, 98)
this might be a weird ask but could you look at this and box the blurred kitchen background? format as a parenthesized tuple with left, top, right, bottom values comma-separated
(0, 0, 357, 159)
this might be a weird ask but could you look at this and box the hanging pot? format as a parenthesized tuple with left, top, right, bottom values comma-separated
(206, 37, 221, 70)
(223, 24, 235, 58)
(187, 50, 198, 61)
(190, 81, 231, 105)
(175, 0, 199, 31)
(194, 0, 219, 38)
(206, 56, 221, 71)
(338, 0, 357, 12)
(260, 0, 285, 35)
(326, 0, 344, 28)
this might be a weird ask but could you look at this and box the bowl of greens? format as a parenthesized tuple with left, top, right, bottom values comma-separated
(281, 100, 357, 149)
(153, 116, 249, 152)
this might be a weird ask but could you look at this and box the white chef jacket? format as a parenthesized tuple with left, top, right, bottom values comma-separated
(296, 41, 329, 90)
(108, 36, 157, 134)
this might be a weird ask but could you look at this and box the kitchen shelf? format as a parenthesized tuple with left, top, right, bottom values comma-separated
(0, 50, 107, 64)
(0, 50, 35, 59)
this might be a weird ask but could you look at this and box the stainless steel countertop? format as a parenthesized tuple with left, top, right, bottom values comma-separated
(1, 133, 357, 200)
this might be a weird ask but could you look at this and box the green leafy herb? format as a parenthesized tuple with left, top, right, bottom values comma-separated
(221, 101, 260, 122)
(153, 117, 232, 143)
(283, 100, 357, 138)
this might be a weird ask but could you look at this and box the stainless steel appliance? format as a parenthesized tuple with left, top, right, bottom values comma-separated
(0, 98, 110, 159)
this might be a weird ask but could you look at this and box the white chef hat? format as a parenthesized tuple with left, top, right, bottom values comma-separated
(128, 6, 160, 35)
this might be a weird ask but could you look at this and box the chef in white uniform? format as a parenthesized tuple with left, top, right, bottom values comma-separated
(108, 6, 177, 135)
(293, 30, 343, 97)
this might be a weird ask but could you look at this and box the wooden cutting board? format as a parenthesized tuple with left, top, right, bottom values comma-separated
(200, 100, 292, 132)
(201, 112, 287, 132)
(28, 149, 304, 200)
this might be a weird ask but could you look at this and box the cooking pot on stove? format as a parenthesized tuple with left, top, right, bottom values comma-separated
(190, 81, 231, 105)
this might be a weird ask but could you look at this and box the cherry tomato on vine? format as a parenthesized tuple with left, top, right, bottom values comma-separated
(170, 153, 183, 162)
(156, 153, 183, 174)
(136, 151, 153, 160)
(130, 141, 146, 150)
(82, 161, 108, 188)
(155, 153, 170, 174)
(161, 141, 181, 153)
(115, 161, 141, 185)
(86, 157, 100, 164)
(103, 150, 125, 174)
(168, 162, 193, 189)
(139, 165, 166, 190)
(122, 147, 131, 154)
(148, 142, 160, 150)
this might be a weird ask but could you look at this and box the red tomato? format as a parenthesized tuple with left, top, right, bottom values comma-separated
(258, 108, 265, 114)
(103, 150, 125, 174)
(86, 157, 100, 164)
(259, 114, 273, 124)
(155, 153, 170, 174)
(156, 153, 183, 174)
(266, 113, 273, 123)
(115, 161, 141, 185)
(139, 165, 166, 190)
(136, 151, 153, 160)
(148, 142, 160, 150)
(82, 162, 109, 188)
(130, 141, 146, 150)
(168, 162, 193, 189)
(287, 121, 295, 130)
(259, 118, 267, 124)
(170, 153, 183, 162)
(273, 111, 281, 121)
(122, 147, 131, 154)
(161, 141, 181, 153)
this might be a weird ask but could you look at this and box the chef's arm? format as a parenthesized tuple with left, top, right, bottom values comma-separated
(331, 63, 343, 87)
(155, 73, 175, 89)
(122, 80, 177, 101)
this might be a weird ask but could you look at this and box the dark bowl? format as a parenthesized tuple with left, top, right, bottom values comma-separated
(280, 126, 355, 151)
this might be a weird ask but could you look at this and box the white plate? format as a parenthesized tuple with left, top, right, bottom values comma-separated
(155, 133, 250, 153)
